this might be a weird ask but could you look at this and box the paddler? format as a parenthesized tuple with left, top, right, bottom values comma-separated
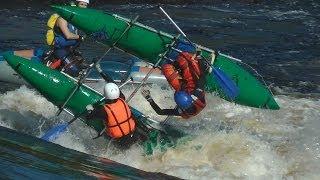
(46, 0, 89, 76)
(141, 50, 207, 119)
(85, 64, 147, 148)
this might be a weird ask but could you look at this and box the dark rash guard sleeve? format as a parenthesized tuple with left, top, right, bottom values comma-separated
(148, 99, 180, 116)
(86, 105, 106, 120)
(99, 72, 114, 83)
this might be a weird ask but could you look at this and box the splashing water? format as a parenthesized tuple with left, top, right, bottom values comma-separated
(0, 85, 57, 118)
(0, 85, 319, 179)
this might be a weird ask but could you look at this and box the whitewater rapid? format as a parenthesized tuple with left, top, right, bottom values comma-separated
(0, 85, 319, 179)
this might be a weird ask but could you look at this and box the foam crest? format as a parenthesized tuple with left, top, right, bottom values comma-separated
(0, 85, 319, 179)
(0, 86, 57, 118)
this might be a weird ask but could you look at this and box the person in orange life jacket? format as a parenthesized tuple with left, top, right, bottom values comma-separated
(141, 50, 207, 119)
(85, 64, 145, 148)
(53, 0, 89, 76)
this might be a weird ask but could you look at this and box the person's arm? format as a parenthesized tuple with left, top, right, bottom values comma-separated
(96, 63, 126, 99)
(99, 72, 114, 83)
(56, 17, 80, 40)
(86, 105, 106, 120)
(95, 63, 114, 83)
(141, 89, 180, 116)
(148, 98, 180, 116)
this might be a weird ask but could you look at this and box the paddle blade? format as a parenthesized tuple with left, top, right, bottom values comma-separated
(41, 122, 69, 142)
(212, 67, 239, 100)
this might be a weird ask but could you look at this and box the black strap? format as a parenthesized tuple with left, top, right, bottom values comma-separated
(119, 99, 133, 133)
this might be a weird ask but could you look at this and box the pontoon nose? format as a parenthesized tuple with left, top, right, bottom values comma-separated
(3, 51, 24, 70)
(266, 97, 280, 110)
(51, 5, 74, 20)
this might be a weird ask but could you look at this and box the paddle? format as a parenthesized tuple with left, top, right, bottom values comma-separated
(41, 97, 105, 142)
(41, 115, 80, 142)
(159, 6, 239, 100)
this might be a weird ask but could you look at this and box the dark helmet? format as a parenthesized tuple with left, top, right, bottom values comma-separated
(174, 91, 193, 110)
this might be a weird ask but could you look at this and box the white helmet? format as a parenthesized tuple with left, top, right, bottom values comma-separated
(76, 0, 90, 4)
(104, 83, 120, 100)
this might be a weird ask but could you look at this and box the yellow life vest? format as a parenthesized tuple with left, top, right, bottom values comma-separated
(46, 13, 59, 46)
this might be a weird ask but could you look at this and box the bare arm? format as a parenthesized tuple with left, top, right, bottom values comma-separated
(56, 17, 80, 40)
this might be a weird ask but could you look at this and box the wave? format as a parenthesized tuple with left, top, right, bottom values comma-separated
(0, 84, 319, 179)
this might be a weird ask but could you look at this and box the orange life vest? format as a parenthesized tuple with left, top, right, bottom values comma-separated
(162, 52, 201, 93)
(181, 91, 206, 119)
(103, 98, 136, 139)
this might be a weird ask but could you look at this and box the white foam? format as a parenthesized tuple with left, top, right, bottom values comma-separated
(0, 85, 319, 179)
(53, 131, 87, 154)
(0, 115, 13, 129)
(0, 86, 57, 118)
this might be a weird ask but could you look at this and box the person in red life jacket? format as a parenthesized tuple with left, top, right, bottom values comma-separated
(85, 64, 146, 148)
(141, 50, 207, 119)
(162, 51, 203, 93)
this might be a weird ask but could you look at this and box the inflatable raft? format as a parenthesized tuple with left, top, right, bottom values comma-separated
(3, 52, 184, 155)
(52, 6, 279, 110)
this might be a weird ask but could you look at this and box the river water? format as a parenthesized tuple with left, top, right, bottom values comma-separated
(0, 1, 319, 179)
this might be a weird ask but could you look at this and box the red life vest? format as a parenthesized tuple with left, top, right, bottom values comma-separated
(181, 91, 206, 119)
(162, 63, 182, 91)
(103, 98, 136, 139)
(48, 59, 62, 69)
(162, 52, 201, 93)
